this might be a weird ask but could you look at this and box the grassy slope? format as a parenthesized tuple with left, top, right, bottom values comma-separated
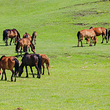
(0, 0, 110, 110)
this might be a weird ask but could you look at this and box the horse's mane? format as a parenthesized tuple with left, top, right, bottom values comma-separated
(0, 55, 6, 61)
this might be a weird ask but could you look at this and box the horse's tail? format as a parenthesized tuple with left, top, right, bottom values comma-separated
(16, 30, 20, 38)
(14, 58, 19, 73)
(16, 41, 19, 52)
(3, 30, 7, 41)
(77, 31, 80, 40)
(108, 30, 110, 41)
(38, 55, 42, 73)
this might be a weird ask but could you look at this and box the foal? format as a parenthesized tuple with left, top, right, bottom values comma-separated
(39, 53, 50, 75)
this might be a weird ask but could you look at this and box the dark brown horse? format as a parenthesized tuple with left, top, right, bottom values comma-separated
(77, 28, 97, 47)
(16, 38, 35, 57)
(0, 55, 19, 82)
(3, 28, 20, 46)
(89, 27, 108, 43)
(32, 31, 37, 45)
(39, 53, 50, 75)
(19, 53, 42, 78)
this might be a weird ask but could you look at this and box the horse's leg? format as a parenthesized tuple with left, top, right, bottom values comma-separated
(11, 70, 15, 81)
(6, 37, 8, 46)
(20, 46, 23, 57)
(105, 35, 108, 43)
(101, 35, 104, 43)
(1, 72, 4, 80)
(94, 36, 97, 46)
(89, 37, 93, 46)
(42, 65, 45, 75)
(25, 66, 28, 78)
(34, 38, 36, 45)
(35, 65, 40, 78)
(46, 64, 50, 75)
(10, 38, 13, 45)
(81, 40, 83, 47)
(30, 66, 35, 78)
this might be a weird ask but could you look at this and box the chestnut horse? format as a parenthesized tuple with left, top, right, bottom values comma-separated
(16, 38, 35, 57)
(39, 53, 50, 75)
(3, 28, 20, 46)
(0, 55, 19, 82)
(19, 53, 42, 78)
(32, 31, 37, 45)
(89, 27, 108, 43)
(77, 28, 97, 47)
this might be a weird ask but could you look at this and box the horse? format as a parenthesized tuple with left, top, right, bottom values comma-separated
(77, 28, 97, 47)
(32, 31, 37, 45)
(16, 38, 35, 57)
(23, 32, 32, 41)
(108, 29, 110, 41)
(89, 27, 108, 43)
(19, 53, 42, 78)
(39, 53, 50, 75)
(0, 55, 19, 82)
(3, 28, 20, 46)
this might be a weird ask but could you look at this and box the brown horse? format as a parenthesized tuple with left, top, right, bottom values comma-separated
(0, 55, 19, 82)
(77, 28, 97, 47)
(39, 53, 50, 75)
(23, 32, 32, 41)
(32, 31, 37, 45)
(16, 38, 35, 57)
(19, 53, 42, 78)
(89, 27, 108, 43)
(3, 28, 20, 46)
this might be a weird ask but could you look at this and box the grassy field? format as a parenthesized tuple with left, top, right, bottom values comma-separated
(0, 0, 110, 110)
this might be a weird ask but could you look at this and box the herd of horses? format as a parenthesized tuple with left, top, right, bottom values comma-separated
(77, 27, 110, 47)
(1, 26, 110, 81)
(1, 29, 50, 82)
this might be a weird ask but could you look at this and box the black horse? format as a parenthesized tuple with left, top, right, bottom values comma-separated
(19, 53, 42, 78)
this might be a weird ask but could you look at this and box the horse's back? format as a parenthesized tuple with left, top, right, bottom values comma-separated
(22, 54, 38, 66)
(80, 29, 95, 37)
(0, 56, 15, 70)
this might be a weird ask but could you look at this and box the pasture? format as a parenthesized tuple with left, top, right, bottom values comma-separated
(0, 0, 110, 109)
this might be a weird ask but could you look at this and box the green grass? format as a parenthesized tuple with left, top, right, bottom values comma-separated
(0, 0, 110, 110)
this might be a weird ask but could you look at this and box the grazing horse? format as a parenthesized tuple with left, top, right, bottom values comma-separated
(3, 28, 20, 46)
(77, 28, 97, 47)
(89, 27, 108, 43)
(19, 53, 42, 78)
(23, 32, 32, 41)
(0, 55, 19, 82)
(39, 53, 50, 75)
(16, 38, 35, 57)
(108, 29, 110, 41)
(32, 31, 37, 45)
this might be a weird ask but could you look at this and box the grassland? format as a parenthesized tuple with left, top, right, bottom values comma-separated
(0, 0, 110, 110)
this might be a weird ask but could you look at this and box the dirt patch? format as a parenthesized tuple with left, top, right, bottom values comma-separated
(74, 23, 89, 26)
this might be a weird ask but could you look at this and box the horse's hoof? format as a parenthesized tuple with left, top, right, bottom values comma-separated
(37, 76, 40, 79)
